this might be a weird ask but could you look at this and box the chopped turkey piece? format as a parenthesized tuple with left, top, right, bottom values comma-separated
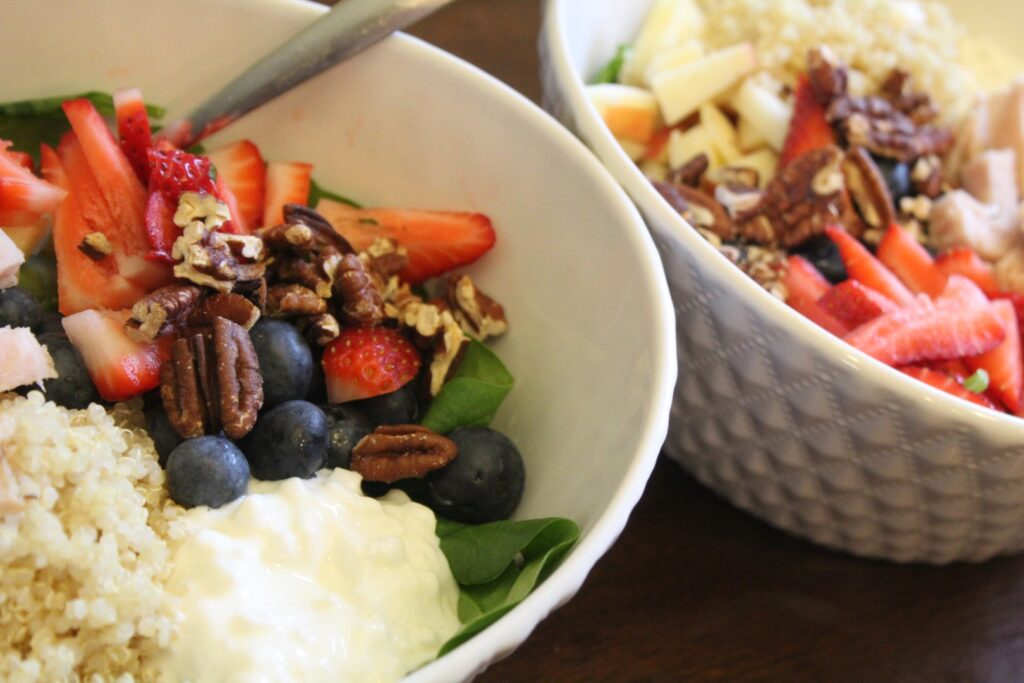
(0, 230, 25, 289)
(0, 327, 57, 393)
(962, 148, 1020, 232)
(930, 189, 1018, 260)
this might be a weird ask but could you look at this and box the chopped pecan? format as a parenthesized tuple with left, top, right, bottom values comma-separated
(843, 147, 896, 230)
(126, 284, 205, 342)
(334, 253, 384, 327)
(383, 283, 468, 395)
(879, 69, 938, 125)
(192, 292, 261, 330)
(806, 46, 847, 106)
(222, 233, 265, 262)
(911, 155, 944, 198)
(830, 96, 954, 161)
(351, 424, 457, 483)
(274, 254, 334, 298)
(668, 153, 710, 188)
(78, 232, 113, 261)
(259, 222, 317, 251)
(299, 313, 340, 346)
(172, 221, 242, 292)
(360, 238, 409, 282)
(234, 278, 268, 313)
(713, 166, 760, 190)
(714, 184, 763, 222)
(653, 181, 735, 240)
(174, 192, 231, 230)
(282, 203, 354, 254)
(160, 317, 262, 439)
(267, 283, 328, 317)
(445, 274, 508, 340)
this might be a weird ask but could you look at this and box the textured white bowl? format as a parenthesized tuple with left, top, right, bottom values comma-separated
(1, 1, 677, 680)
(541, 0, 1024, 563)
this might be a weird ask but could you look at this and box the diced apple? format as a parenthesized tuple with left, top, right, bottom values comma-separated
(737, 117, 767, 151)
(652, 43, 757, 125)
(639, 159, 669, 183)
(727, 148, 779, 188)
(643, 41, 704, 88)
(700, 103, 742, 165)
(731, 77, 793, 151)
(667, 124, 719, 171)
(619, 0, 706, 86)
(587, 83, 661, 146)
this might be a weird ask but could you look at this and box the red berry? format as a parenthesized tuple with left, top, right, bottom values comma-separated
(322, 327, 421, 403)
(147, 148, 217, 202)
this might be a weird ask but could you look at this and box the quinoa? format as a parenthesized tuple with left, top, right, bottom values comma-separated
(0, 392, 182, 682)
(698, 0, 978, 120)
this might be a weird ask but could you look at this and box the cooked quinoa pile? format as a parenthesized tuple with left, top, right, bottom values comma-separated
(0, 392, 181, 682)
(697, 0, 976, 119)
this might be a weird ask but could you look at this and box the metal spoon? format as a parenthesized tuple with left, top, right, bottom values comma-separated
(163, 0, 458, 148)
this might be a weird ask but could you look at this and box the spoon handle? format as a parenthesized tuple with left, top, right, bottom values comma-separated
(164, 0, 457, 148)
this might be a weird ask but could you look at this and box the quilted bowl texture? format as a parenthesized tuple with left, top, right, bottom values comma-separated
(541, 0, 1024, 563)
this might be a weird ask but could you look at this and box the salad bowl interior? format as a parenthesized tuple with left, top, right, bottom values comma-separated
(2, 0, 676, 680)
(541, 0, 1024, 563)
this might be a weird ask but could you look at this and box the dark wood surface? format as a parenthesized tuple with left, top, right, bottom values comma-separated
(381, 1, 1024, 681)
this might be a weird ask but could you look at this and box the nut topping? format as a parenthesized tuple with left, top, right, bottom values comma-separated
(842, 146, 896, 229)
(334, 253, 384, 327)
(161, 317, 262, 439)
(445, 274, 508, 340)
(668, 153, 710, 188)
(351, 424, 457, 483)
(127, 284, 206, 342)
(172, 221, 244, 292)
(267, 283, 328, 317)
(78, 232, 113, 261)
(653, 181, 735, 240)
(192, 292, 262, 330)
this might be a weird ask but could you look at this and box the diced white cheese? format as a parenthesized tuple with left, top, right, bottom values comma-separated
(700, 103, 742, 165)
(667, 124, 718, 171)
(731, 77, 792, 152)
(651, 43, 757, 125)
(643, 41, 704, 88)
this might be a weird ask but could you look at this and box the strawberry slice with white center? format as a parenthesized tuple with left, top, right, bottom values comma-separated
(966, 299, 1022, 413)
(206, 139, 265, 232)
(62, 308, 169, 402)
(263, 160, 311, 227)
(0, 140, 66, 226)
(114, 88, 154, 182)
(322, 327, 421, 403)
(317, 199, 497, 284)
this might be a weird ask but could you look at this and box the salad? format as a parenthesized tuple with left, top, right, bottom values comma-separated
(588, 0, 1024, 418)
(0, 89, 578, 681)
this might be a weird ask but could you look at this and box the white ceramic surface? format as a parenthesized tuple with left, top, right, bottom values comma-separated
(1, 1, 677, 680)
(541, 0, 1024, 563)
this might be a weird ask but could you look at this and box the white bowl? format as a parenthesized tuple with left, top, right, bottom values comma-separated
(541, 0, 1024, 563)
(1, 1, 677, 679)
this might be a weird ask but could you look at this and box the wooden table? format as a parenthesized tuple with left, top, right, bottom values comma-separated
(394, 2, 1024, 680)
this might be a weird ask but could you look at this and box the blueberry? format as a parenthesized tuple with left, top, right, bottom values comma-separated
(145, 404, 185, 469)
(425, 426, 525, 524)
(35, 311, 65, 336)
(871, 155, 912, 203)
(306, 347, 328, 404)
(354, 382, 420, 426)
(250, 319, 313, 410)
(792, 233, 847, 284)
(36, 332, 98, 409)
(322, 403, 372, 470)
(0, 287, 43, 329)
(240, 400, 328, 480)
(166, 436, 250, 509)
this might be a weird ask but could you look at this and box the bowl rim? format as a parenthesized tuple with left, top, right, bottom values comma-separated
(540, 0, 1024, 435)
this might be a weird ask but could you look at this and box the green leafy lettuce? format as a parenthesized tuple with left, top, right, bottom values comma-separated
(421, 340, 513, 435)
(308, 178, 361, 208)
(436, 516, 581, 656)
(591, 44, 630, 84)
(0, 92, 165, 163)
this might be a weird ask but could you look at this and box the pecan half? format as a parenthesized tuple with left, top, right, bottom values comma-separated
(653, 181, 735, 240)
(298, 313, 340, 346)
(334, 253, 384, 327)
(126, 284, 206, 342)
(274, 254, 334, 299)
(830, 96, 954, 161)
(234, 278, 268, 313)
(668, 153, 710, 188)
(806, 46, 847, 106)
(445, 274, 507, 340)
(172, 222, 243, 292)
(161, 317, 262, 439)
(282, 203, 355, 254)
(351, 424, 457, 482)
(843, 147, 895, 230)
(267, 283, 328, 317)
(192, 292, 261, 330)
(361, 238, 409, 282)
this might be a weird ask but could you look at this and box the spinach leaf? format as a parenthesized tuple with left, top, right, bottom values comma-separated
(308, 178, 361, 208)
(591, 44, 630, 84)
(436, 517, 581, 656)
(0, 92, 165, 163)
(421, 339, 513, 435)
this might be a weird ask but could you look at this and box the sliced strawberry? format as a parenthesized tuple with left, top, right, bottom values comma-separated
(62, 309, 169, 402)
(7, 150, 34, 172)
(0, 140, 65, 226)
(925, 358, 973, 383)
(966, 299, 1022, 413)
(147, 147, 217, 200)
(214, 175, 244, 235)
(818, 279, 898, 329)
(935, 246, 1000, 297)
(263, 160, 312, 228)
(876, 223, 946, 297)
(144, 190, 177, 263)
(114, 88, 154, 182)
(825, 225, 916, 307)
(899, 366, 998, 410)
(779, 75, 836, 168)
(781, 254, 848, 335)
(843, 277, 1005, 366)
(206, 139, 265, 232)
(62, 99, 172, 290)
(317, 199, 497, 284)
(322, 327, 421, 403)
(41, 144, 147, 315)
